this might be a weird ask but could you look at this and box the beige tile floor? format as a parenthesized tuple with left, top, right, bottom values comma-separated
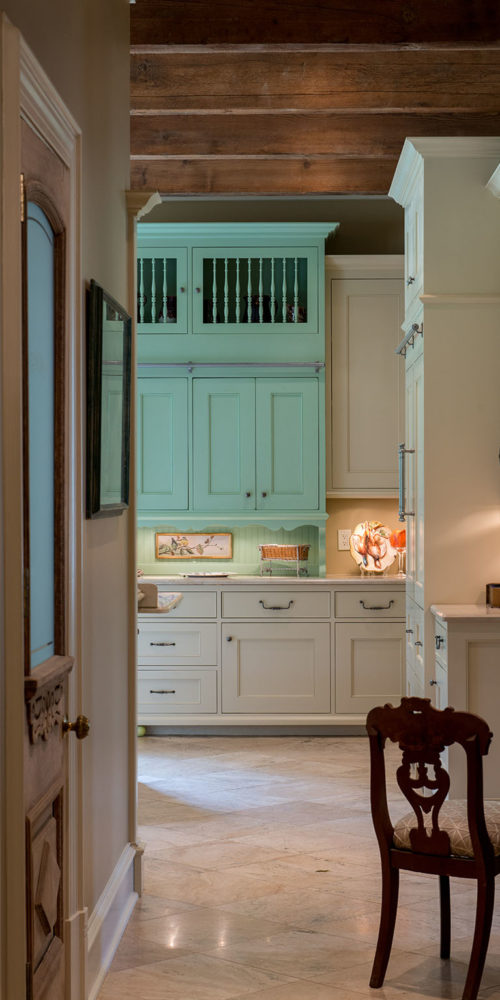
(98, 736, 500, 1000)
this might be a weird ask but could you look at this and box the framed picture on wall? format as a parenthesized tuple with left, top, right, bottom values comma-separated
(155, 533, 233, 559)
(86, 279, 132, 518)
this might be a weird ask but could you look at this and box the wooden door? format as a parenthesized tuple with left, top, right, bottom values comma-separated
(192, 378, 255, 511)
(256, 378, 319, 510)
(21, 121, 81, 1000)
(137, 377, 189, 511)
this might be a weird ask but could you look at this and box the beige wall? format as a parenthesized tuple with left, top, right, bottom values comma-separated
(2, 0, 131, 919)
(326, 497, 401, 575)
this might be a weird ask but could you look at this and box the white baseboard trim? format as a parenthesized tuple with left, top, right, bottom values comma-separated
(65, 907, 87, 1000)
(86, 843, 138, 1000)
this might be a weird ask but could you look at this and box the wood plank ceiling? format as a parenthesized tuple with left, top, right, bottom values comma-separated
(130, 1, 500, 195)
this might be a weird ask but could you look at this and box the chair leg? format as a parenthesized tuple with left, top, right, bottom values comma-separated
(370, 863, 399, 988)
(439, 874, 451, 959)
(462, 875, 495, 1000)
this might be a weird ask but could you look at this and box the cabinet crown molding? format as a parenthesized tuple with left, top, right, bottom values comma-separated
(390, 137, 500, 207)
(325, 254, 403, 279)
(137, 221, 339, 243)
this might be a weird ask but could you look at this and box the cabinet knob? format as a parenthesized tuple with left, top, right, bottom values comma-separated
(407, 275, 415, 286)
(245, 491, 251, 498)
(195, 286, 201, 293)
(261, 491, 268, 498)
(180, 286, 186, 293)
(429, 679, 438, 686)
(226, 635, 233, 642)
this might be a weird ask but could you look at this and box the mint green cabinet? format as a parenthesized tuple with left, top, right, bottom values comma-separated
(256, 379, 318, 510)
(192, 246, 318, 334)
(192, 379, 256, 512)
(137, 247, 188, 334)
(137, 378, 188, 510)
(192, 377, 318, 513)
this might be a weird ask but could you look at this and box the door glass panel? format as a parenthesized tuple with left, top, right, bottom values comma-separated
(27, 202, 55, 670)
(137, 255, 178, 324)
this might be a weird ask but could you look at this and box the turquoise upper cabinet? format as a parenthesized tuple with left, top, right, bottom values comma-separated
(256, 379, 318, 511)
(192, 246, 318, 335)
(192, 379, 255, 512)
(137, 247, 188, 334)
(136, 223, 337, 364)
(137, 378, 189, 510)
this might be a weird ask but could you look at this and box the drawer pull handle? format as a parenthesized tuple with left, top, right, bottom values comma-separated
(150, 689, 176, 695)
(415, 640, 423, 647)
(360, 600, 394, 611)
(435, 635, 445, 649)
(150, 641, 176, 646)
(406, 628, 414, 634)
(259, 600, 294, 611)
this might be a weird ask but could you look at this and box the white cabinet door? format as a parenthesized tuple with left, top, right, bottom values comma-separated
(221, 622, 330, 713)
(328, 269, 404, 495)
(404, 178, 423, 312)
(405, 348, 424, 609)
(335, 621, 404, 714)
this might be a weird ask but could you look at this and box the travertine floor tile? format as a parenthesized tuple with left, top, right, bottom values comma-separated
(98, 735, 500, 1000)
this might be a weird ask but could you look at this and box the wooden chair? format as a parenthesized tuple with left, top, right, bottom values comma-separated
(366, 696, 500, 1000)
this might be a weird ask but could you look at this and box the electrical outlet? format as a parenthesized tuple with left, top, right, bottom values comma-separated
(337, 529, 351, 551)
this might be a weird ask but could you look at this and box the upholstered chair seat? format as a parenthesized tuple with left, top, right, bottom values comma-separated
(393, 800, 500, 859)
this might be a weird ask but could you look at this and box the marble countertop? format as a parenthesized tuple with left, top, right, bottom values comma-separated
(140, 573, 406, 587)
(431, 603, 500, 622)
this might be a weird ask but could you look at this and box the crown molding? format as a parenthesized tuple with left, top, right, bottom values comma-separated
(136, 222, 339, 241)
(389, 136, 500, 208)
(19, 36, 80, 165)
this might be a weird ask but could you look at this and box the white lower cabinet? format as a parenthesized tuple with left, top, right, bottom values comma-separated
(137, 582, 405, 726)
(335, 621, 404, 714)
(221, 622, 331, 713)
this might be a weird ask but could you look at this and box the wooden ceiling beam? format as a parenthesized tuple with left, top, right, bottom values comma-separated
(131, 111, 500, 157)
(130, 155, 398, 195)
(131, 1, 500, 46)
(131, 47, 500, 113)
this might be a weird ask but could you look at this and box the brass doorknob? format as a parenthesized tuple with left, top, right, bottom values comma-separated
(63, 715, 90, 740)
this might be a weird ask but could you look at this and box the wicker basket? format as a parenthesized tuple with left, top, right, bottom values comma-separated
(259, 544, 310, 561)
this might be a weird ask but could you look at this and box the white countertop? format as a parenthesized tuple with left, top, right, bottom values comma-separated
(140, 573, 406, 587)
(431, 603, 500, 622)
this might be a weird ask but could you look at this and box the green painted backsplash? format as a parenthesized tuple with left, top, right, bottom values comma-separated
(137, 524, 321, 577)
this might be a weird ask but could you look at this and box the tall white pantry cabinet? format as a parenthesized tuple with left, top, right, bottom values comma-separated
(389, 137, 500, 700)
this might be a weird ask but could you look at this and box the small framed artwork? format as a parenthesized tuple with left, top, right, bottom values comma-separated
(155, 533, 232, 560)
(86, 280, 132, 518)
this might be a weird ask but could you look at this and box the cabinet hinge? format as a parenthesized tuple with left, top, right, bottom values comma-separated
(20, 173, 25, 223)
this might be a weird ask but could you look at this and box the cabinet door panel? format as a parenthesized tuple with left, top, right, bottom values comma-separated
(329, 277, 403, 494)
(192, 379, 255, 511)
(137, 378, 188, 510)
(137, 248, 188, 333)
(335, 621, 404, 714)
(222, 622, 330, 713)
(256, 379, 318, 510)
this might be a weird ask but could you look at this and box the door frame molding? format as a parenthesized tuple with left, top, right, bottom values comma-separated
(0, 15, 84, 998)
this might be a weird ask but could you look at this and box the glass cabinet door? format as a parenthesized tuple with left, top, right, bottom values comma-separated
(192, 246, 318, 335)
(137, 248, 188, 334)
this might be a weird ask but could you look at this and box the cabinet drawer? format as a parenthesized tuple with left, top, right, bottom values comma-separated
(335, 590, 405, 620)
(138, 670, 217, 715)
(137, 622, 217, 665)
(156, 590, 217, 619)
(222, 590, 330, 619)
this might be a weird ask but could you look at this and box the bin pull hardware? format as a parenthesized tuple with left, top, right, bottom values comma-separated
(150, 689, 176, 695)
(150, 641, 176, 646)
(259, 600, 294, 611)
(360, 600, 394, 611)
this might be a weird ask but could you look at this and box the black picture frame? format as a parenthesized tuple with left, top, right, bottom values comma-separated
(86, 279, 132, 518)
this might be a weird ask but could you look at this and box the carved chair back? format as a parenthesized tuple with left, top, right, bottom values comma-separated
(366, 697, 493, 862)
